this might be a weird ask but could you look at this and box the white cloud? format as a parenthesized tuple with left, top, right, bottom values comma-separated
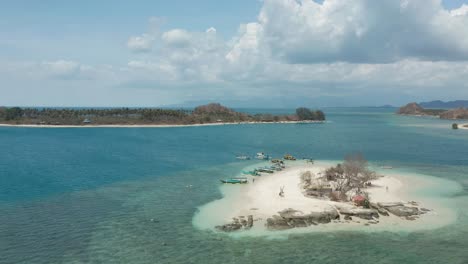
(5, 0, 468, 106)
(127, 34, 155, 52)
(41, 60, 80, 77)
(252, 0, 468, 63)
(161, 29, 192, 47)
(450, 4, 468, 16)
(206, 27, 217, 34)
(113, 0, 468, 105)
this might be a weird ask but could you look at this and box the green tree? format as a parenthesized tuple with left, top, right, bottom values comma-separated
(5, 107, 23, 121)
(296, 107, 314, 120)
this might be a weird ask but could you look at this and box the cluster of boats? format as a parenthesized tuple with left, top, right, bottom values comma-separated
(235, 152, 271, 161)
(221, 156, 290, 184)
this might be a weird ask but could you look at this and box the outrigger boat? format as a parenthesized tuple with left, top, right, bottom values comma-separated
(270, 164, 283, 171)
(257, 167, 274, 173)
(380, 166, 393, 169)
(256, 152, 270, 160)
(236, 155, 251, 160)
(220, 177, 248, 184)
(242, 170, 260, 176)
(284, 154, 296, 161)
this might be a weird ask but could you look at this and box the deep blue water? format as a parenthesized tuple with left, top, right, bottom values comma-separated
(1, 108, 468, 263)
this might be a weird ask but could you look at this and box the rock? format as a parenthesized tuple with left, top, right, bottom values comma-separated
(376, 202, 422, 217)
(216, 222, 243, 232)
(266, 207, 340, 230)
(377, 202, 404, 207)
(385, 205, 420, 217)
(266, 215, 292, 230)
(337, 206, 379, 220)
(240, 219, 248, 227)
(421, 208, 431, 212)
(344, 215, 352, 221)
(247, 215, 253, 228)
(370, 203, 389, 216)
(217, 214, 255, 232)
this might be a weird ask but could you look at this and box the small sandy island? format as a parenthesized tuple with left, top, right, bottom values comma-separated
(194, 160, 459, 235)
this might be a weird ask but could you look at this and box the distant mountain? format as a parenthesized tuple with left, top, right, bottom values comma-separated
(419, 100, 468, 109)
(397, 102, 468, 120)
(397, 103, 427, 115)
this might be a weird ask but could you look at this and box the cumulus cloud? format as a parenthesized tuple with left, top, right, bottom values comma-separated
(127, 17, 164, 52)
(113, 0, 468, 105)
(41, 60, 81, 77)
(5, 0, 468, 106)
(253, 0, 468, 63)
(127, 34, 155, 52)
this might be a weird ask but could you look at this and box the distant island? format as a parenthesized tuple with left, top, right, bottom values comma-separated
(0, 103, 326, 127)
(397, 102, 468, 120)
(420, 100, 468, 109)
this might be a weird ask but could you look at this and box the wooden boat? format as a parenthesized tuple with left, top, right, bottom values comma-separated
(257, 167, 274, 173)
(220, 177, 248, 184)
(269, 165, 283, 171)
(242, 170, 260, 176)
(380, 166, 393, 169)
(256, 152, 270, 160)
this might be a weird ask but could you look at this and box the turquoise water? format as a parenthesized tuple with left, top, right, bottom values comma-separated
(1, 108, 468, 263)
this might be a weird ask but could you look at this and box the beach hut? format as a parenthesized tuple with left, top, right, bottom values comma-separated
(353, 195, 366, 206)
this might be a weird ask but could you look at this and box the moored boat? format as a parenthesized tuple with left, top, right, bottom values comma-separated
(380, 166, 393, 169)
(256, 152, 270, 160)
(242, 170, 260, 176)
(257, 167, 274, 173)
(236, 155, 251, 160)
(220, 177, 248, 184)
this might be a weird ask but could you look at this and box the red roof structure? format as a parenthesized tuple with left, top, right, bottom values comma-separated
(353, 195, 366, 206)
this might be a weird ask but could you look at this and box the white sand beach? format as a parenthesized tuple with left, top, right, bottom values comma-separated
(0, 120, 324, 128)
(193, 161, 459, 236)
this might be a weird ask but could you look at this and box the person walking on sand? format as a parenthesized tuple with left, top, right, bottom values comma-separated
(252, 178, 255, 184)
(279, 186, 284, 197)
(386, 186, 389, 192)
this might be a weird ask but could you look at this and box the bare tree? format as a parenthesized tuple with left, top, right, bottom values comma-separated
(343, 153, 377, 189)
(300, 171, 313, 187)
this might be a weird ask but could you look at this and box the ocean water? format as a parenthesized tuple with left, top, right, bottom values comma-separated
(1, 108, 468, 263)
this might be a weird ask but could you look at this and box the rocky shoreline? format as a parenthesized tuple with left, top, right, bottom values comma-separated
(216, 202, 430, 232)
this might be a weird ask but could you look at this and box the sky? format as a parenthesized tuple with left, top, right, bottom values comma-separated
(1, 0, 468, 107)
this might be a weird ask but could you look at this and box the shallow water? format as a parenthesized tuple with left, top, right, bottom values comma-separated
(1, 108, 468, 263)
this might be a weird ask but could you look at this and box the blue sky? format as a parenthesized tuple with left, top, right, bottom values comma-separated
(1, 0, 468, 107)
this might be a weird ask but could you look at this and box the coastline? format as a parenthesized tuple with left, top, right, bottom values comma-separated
(193, 161, 459, 236)
(0, 120, 325, 128)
